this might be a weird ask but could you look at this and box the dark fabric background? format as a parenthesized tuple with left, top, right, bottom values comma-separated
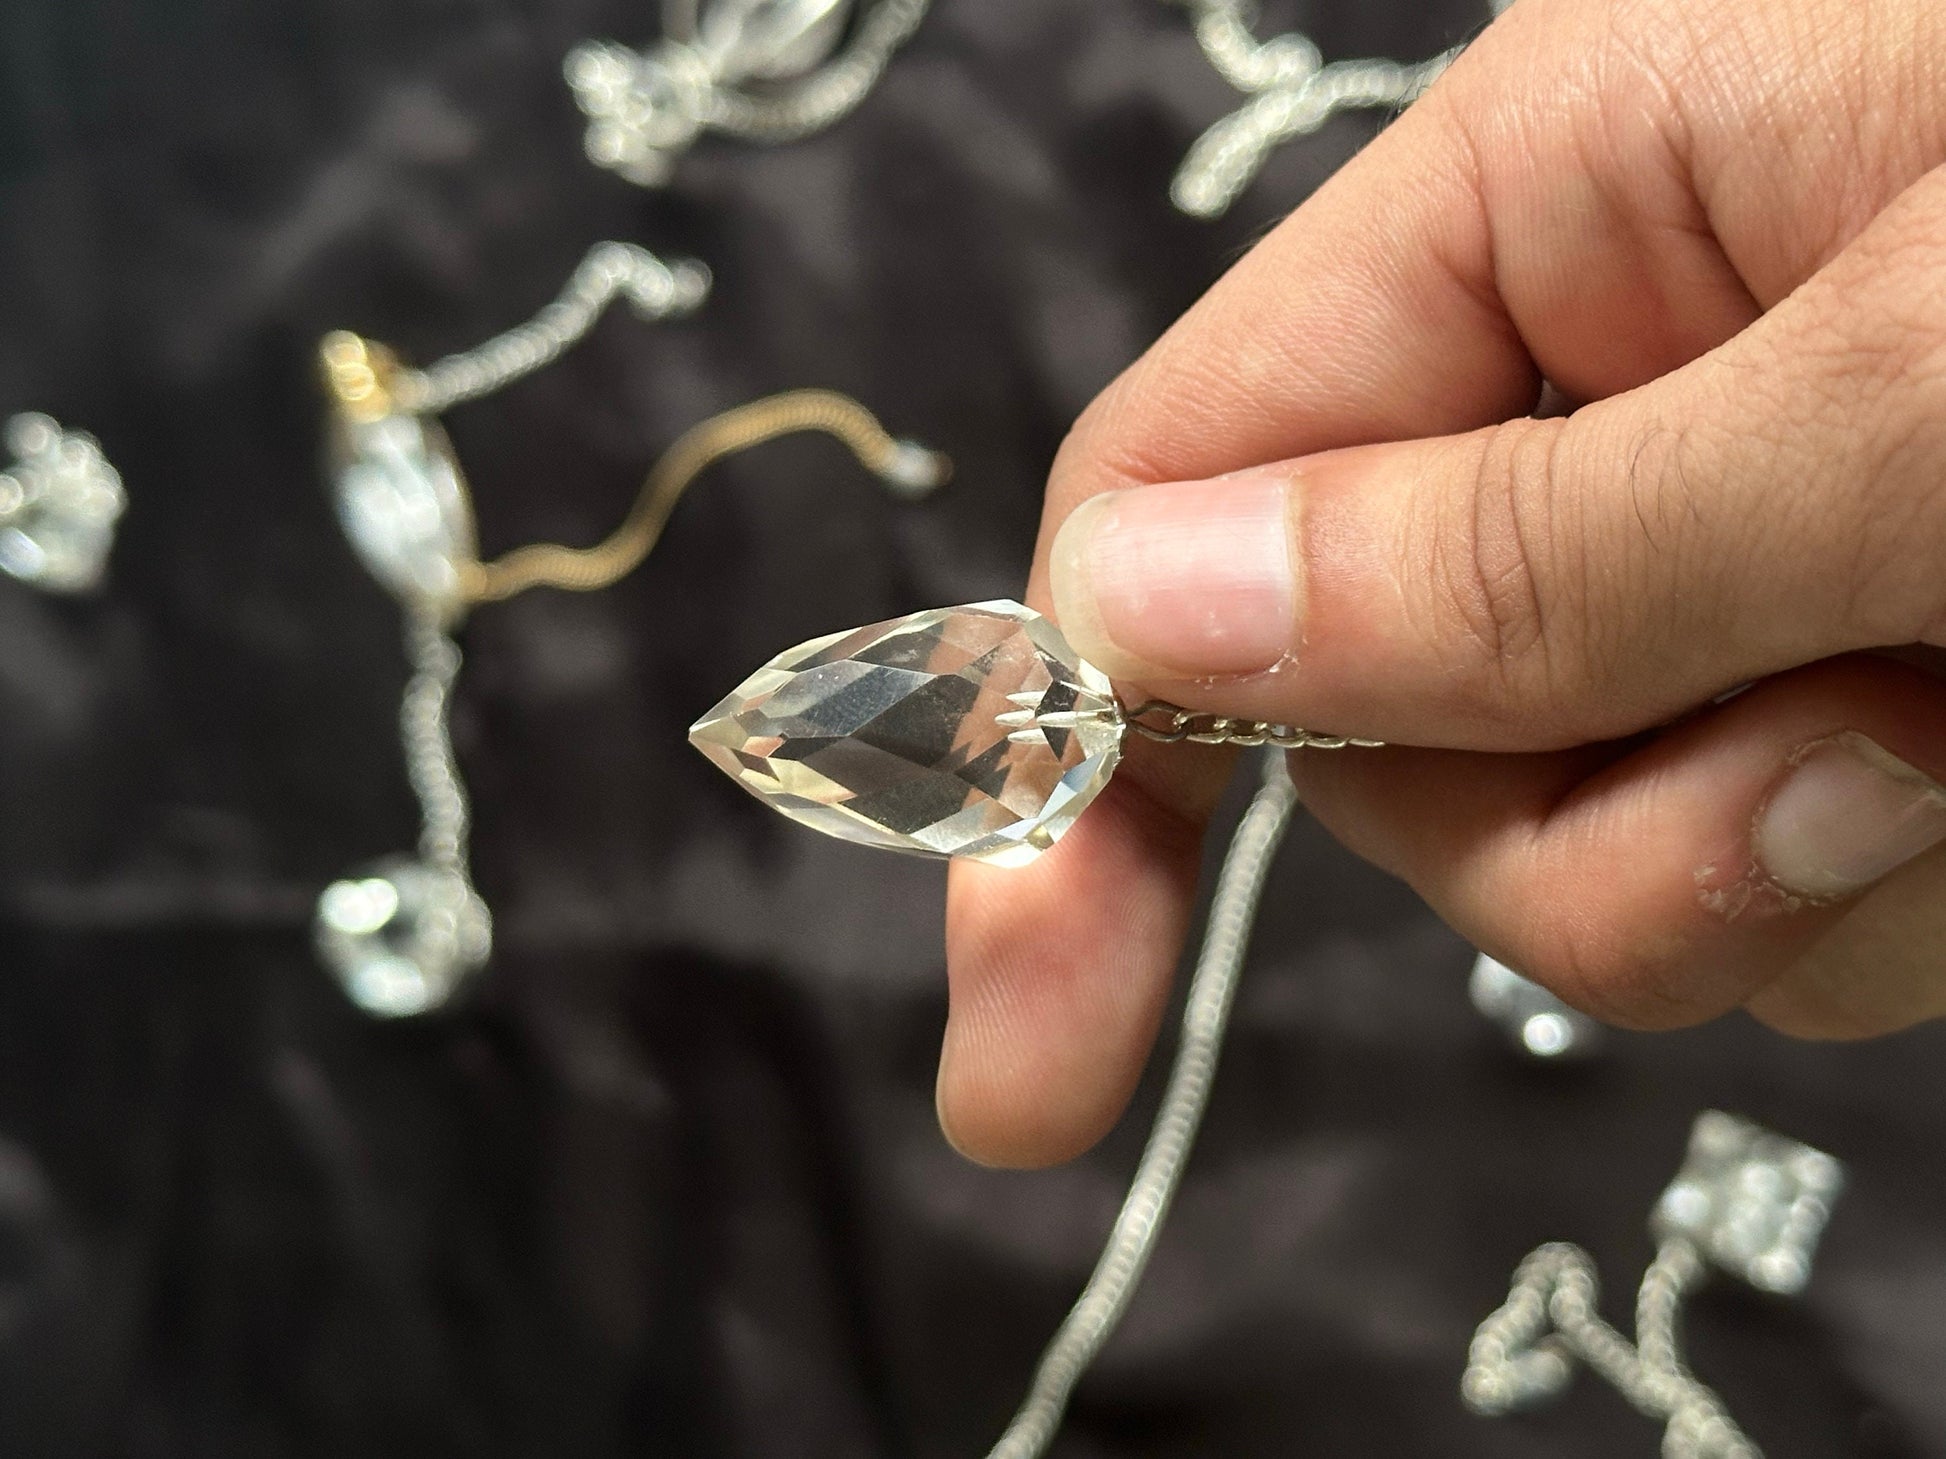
(0, 1, 1941, 1454)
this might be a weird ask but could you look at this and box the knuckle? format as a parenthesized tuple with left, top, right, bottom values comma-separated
(1417, 417, 1606, 732)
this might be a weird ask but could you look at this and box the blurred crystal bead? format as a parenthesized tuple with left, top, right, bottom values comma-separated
(690, 600, 1123, 864)
(694, 0, 853, 79)
(0, 413, 126, 593)
(565, 41, 712, 186)
(1652, 1110, 1845, 1295)
(315, 857, 492, 1017)
(879, 439, 950, 497)
(1468, 952, 1603, 1059)
(330, 412, 476, 617)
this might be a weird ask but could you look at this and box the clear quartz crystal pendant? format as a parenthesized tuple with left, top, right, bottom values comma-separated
(688, 0, 853, 79)
(567, 0, 929, 187)
(316, 857, 492, 1019)
(321, 333, 476, 622)
(313, 242, 720, 1017)
(1465, 1111, 1845, 1457)
(331, 411, 475, 617)
(1468, 952, 1602, 1059)
(0, 413, 126, 594)
(690, 600, 1125, 865)
(316, 332, 487, 1016)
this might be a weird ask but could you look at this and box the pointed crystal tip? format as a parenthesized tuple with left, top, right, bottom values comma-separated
(689, 600, 1124, 865)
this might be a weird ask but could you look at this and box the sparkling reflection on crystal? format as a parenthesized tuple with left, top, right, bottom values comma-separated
(1468, 953, 1602, 1059)
(697, 0, 853, 80)
(332, 413, 476, 612)
(690, 600, 1124, 865)
(315, 857, 491, 1017)
(0, 414, 126, 594)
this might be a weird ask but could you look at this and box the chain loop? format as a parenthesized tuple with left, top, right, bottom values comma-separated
(1120, 699, 1382, 750)
(1463, 1240, 1762, 1459)
(567, 0, 932, 186)
(1169, 0, 1460, 219)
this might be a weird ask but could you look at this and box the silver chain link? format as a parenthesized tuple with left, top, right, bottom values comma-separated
(1122, 698, 1383, 750)
(399, 604, 473, 882)
(392, 242, 711, 417)
(1169, 0, 1460, 218)
(1463, 1240, 1762, 1459)
(987, 752, 1298, 1459)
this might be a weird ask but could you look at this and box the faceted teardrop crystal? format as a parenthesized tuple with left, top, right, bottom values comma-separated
(690, 600, 1125, 865)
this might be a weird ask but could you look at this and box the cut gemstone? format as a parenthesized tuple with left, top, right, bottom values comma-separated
(690, 600, 1125, 865)
(331, 411, 476, 616)
(315, 856, 492, 1017)
(0, 413, 126, 594)
(695, 0, 854, 80)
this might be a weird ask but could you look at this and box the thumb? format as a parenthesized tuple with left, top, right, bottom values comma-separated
(1048, 170, 1946, 750)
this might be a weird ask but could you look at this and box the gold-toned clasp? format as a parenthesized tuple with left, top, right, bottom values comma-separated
(319, 331, 404, 424)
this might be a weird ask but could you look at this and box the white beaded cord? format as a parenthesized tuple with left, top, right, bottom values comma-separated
(394, 241, 711, 417)
(986, 752, 1299, 1459)
(1169, 0, 1466, 219)
(1463, 1241, 1763, 1459)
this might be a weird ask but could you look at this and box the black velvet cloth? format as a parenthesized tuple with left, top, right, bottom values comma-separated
(0, 1, 1942, 1454)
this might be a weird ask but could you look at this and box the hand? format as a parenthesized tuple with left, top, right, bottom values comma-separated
(938, 0, 1946, 1167)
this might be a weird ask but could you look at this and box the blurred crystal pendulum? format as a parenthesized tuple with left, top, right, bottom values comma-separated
(690, 599, 1379, 864)
(1464, 1111, 1846, 1458)
(316, 240, 945, 1017)
(0, 413, 125, 593)
(1166, 0, 1468, 219)
(566, 0, 932, 186)
(1469, 951, 1603, 1059)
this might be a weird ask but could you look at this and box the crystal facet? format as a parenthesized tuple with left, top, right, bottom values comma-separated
(315, 857, 492, 1017)
(693, 0, 853, 79)
(690, 600, 1124, 865)
(0, 413, 126, 594)
(331, 412, 477, 616)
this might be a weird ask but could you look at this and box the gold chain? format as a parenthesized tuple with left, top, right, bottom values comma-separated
(323, 329, 944, 611)
(451, 388, 944, 605)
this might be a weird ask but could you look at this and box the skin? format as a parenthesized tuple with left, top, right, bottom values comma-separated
(938, 0, 1946, 1168)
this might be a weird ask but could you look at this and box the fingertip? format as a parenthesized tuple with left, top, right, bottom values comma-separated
(938, 772, 1207, 1168)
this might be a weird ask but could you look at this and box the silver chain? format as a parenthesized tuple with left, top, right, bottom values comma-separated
(1122, 698, 1383, 750)
(392, 242, 711, 417)
(987, 752, 1298, 1459)
(1463, 1241, 1761, 1459)
(400, 604, 473, 882)
(1169, 0, 1460, 218)
(566, 0, 931, 186)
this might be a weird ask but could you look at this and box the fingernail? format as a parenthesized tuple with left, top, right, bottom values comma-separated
(1049, 470, 1298, 679)
(1754, 732, 1946, 900)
